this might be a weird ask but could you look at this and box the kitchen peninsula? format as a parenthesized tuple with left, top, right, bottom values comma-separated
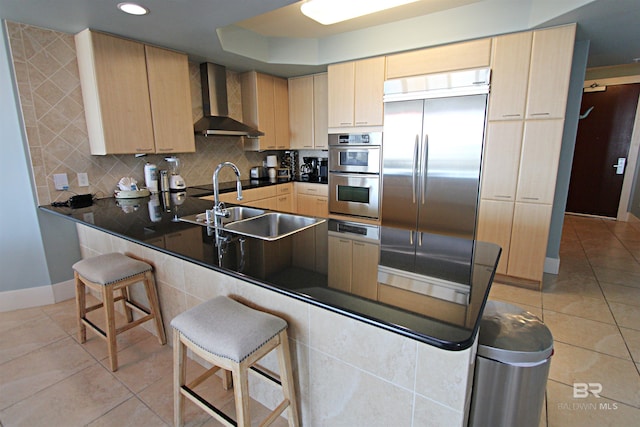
(40, 182, 500, 426)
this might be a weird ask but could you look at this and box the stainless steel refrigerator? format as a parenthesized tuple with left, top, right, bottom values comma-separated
(379, 68, 490, 284)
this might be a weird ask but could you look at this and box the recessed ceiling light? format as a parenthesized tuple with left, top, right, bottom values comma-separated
(117, 2, 149, 16)
(300, 0, 419, 25)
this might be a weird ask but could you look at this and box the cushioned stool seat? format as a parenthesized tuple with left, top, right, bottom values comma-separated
(171, 296, 300, 427)
(73, 253, 166, 371)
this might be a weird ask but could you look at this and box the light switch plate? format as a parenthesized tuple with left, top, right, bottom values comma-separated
(53, 173, 69, 190)
(77, 172, 89, 187)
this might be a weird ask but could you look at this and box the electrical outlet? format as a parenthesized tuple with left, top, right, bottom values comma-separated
(77, 172, 89, 187)
(53, 173, 69, 190)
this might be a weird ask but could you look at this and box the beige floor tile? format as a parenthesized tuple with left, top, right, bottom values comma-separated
(101, 335, 172, 393)
(0, 336, 96, 410)
(40, 297, 79, 335)
(0, 306, 46, 330)
(489, 282, 542, 307)
(609, 302, 640, 330)
(620, 327, 640, 363)
(592, 266, 640, 288)
(139, 359, 235, 426)
(86, 396, 167, 427)
(543, 310, 630, 359)
(0, 364, 132, 426)
(542, 275, 604, 300)
(546, 380, 640, 427)
(601, 282, 640, 307)
(542, 292, 615, 324)
(0, 314, 68, 364)
(549, 342, 640, 408)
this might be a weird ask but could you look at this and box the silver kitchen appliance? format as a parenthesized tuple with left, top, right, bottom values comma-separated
(379, 68, 490, 283)
(328, 132, 382, 219)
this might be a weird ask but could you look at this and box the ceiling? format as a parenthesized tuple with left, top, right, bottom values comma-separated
(1, 0, 638, 77)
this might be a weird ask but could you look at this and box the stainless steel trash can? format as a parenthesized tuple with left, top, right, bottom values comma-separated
(469, 301, 553, 427)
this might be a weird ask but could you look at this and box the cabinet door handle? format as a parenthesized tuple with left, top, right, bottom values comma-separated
(502, 114, 521, 118)
(522, 197, 540, 201)
(530, 112, 550, 117)
(136, 148, 153, 152)
(339, 122, 352, 126)
(355, 121, 368, 125)
(158, 148, 174, 152)
(494, 195, 512, 199)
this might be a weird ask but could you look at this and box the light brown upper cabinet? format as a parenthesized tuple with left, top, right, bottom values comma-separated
(385, 38, 492, 79)
(328, 57, 385, 128)
(515, 119, 565, 205)
(75, 29, 194, 155)
(488, 32, 532, 121)
(480, 121, 524, 201)
(525, 24, 576, 119)
(241, 71, 290, 151)
(289, 73, 328, 149)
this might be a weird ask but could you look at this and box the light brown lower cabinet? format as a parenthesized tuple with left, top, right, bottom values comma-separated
(507, 203, 553, 282)
(477, 199, 514, 275)
(328, 235, 378, 300)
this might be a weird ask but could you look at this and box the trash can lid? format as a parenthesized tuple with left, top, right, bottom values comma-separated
(477, 301, 553, 365)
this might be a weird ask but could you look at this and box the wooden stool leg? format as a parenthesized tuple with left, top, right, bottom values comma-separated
(143, 271, 167, 345)
(232, 365, 251, 427)
(277, 330, 300, 427)
(74, 272, 87, 343)
(174, 329, 186, 427)
(222, 369, 232, 391)
(120, 286, 133, 323)
(103, 284, 119, 371)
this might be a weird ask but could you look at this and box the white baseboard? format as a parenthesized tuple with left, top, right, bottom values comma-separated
(0, 279, 75, 312)
(544, 257, 560, 275)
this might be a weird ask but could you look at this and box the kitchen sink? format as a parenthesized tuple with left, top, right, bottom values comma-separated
(223, 212, 325, 241)
(179, 206, 265, 226)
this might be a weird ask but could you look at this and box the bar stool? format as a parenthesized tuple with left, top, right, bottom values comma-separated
(171, 296, 300, 427)
(73, 252, 166, 371)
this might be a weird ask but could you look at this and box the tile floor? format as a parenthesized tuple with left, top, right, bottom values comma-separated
(489, 214, 640, 427)
(1, 214, 639, 426)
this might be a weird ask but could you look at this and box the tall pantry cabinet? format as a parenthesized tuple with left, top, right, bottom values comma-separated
(478, 24, 575, 287)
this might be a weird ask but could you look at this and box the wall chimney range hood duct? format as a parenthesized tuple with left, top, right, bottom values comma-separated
(194, 63, 263, 138)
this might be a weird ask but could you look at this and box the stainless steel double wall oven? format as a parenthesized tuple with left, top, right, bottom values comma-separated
(328, 132, 382, 219)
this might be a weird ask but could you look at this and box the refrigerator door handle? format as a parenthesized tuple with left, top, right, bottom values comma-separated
(412, 135, 419, 204)
(409, 230, 414, 245)
(421, 134, 429, 204)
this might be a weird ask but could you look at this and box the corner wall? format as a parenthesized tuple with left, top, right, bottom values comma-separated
(0, 21, 51, 296)
(546, 39, 590, 267)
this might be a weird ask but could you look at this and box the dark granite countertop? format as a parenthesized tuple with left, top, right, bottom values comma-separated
(40, 182, 500, 351)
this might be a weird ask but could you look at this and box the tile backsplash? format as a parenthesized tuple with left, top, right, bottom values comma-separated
(7, 21, 269, 205)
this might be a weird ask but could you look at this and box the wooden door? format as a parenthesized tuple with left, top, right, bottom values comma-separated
(328, 62, 355, 127)
(354, 57, 385, 126)
(273, 76, 290, 149)
(288, 76, 314, 149)
(145, 45, 195, 153)
(566, 84, 640, 217)
(313, 73, 329, 149)
(515, 119, 564, 204)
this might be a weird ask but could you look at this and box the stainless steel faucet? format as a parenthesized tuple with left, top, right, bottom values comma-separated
(211, 162, 243, 222)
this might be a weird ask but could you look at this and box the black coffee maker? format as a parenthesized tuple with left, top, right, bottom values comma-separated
(301, 157, 319, 181)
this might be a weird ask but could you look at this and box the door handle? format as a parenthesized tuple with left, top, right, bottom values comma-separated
(421, 134, 429, 204)
(613, 157, 626, 175)
(412, 135, 419, 204)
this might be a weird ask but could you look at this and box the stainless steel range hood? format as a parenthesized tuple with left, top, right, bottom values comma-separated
(193, 63, 263, 138)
